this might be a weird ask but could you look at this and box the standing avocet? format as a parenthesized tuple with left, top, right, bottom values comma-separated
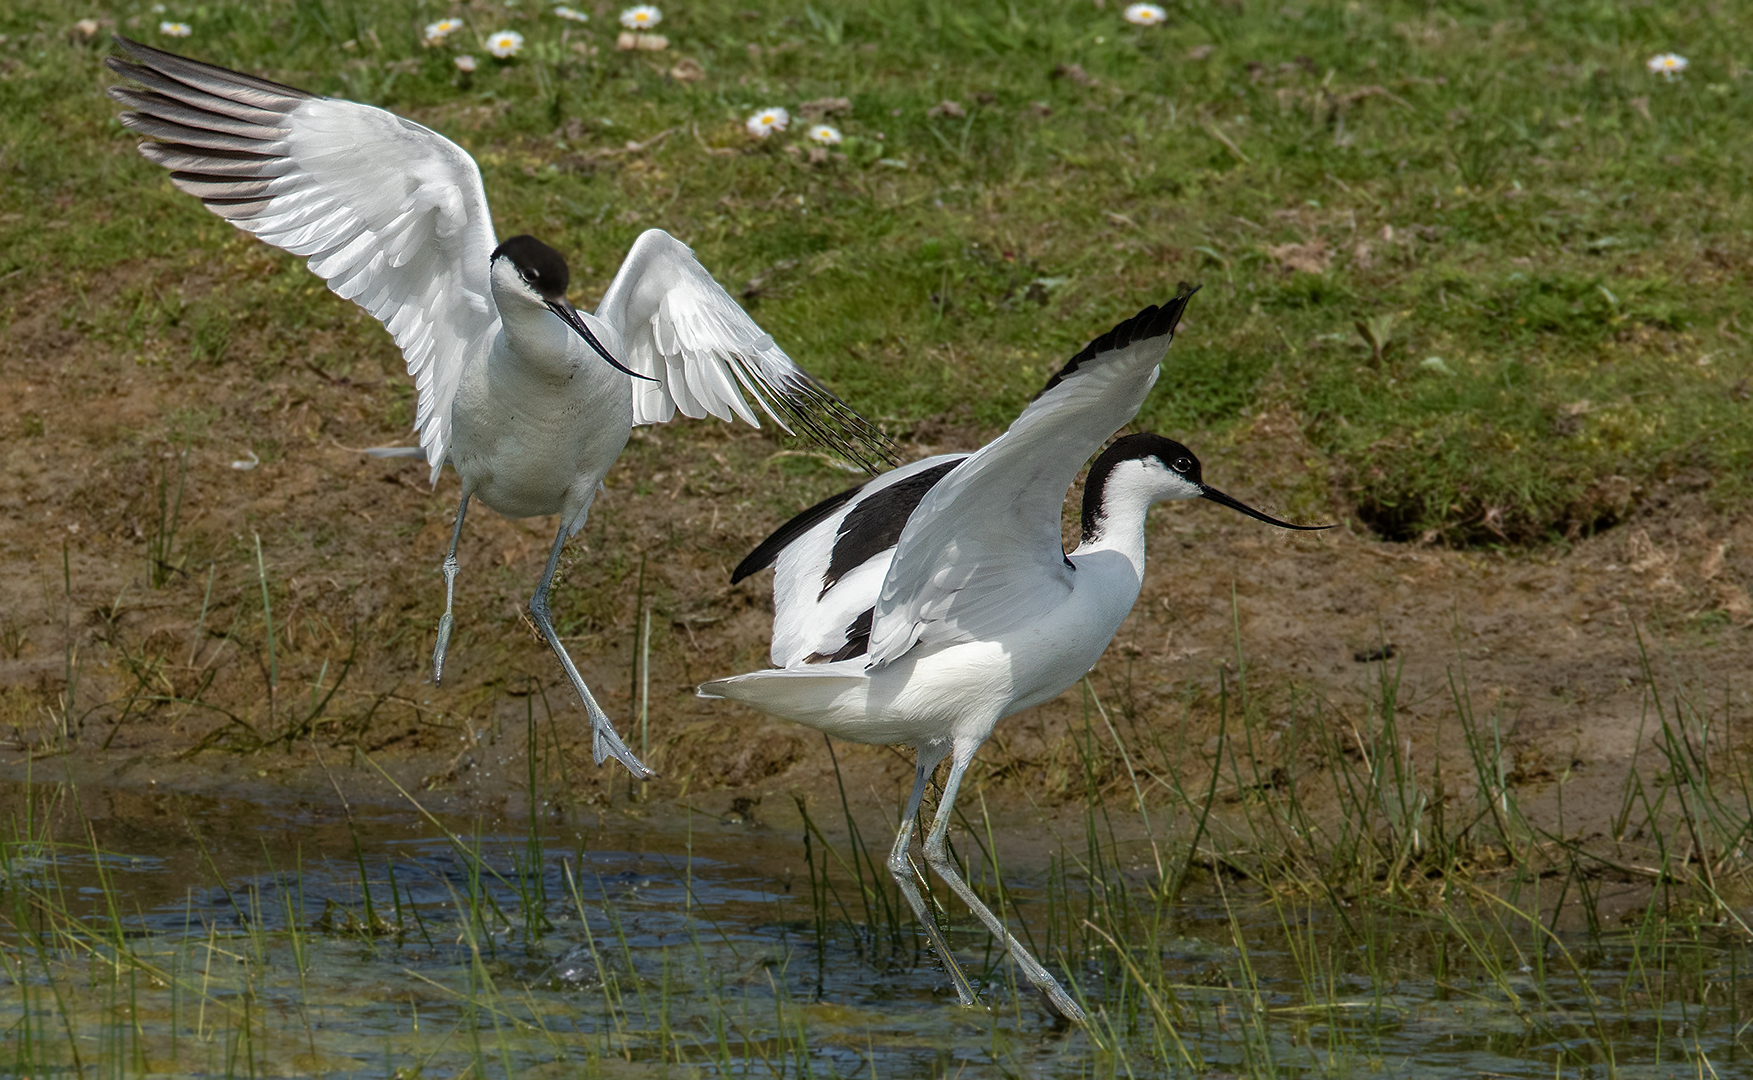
(701, 287, 1328, 1018)
(105, 37, 893, 779)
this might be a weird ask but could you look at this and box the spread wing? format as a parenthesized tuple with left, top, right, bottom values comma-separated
(106, 37, 499, 483)
(596, 230, 896, 473)
(866, 287, 1200, 666)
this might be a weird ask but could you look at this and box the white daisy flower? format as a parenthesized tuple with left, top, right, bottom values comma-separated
(158, 21, 192, 37)
(455, 54, 478, 72)
(486, 30, 524, 58)
(745, 106, 789, 138)
(1647, 53, 1688, 78)
(425, 18, 464, 43)
(620, 5, 662, 30)
(1123, 3, 1167, 25)
(553, 5, 589, 20)
(807, 124, 842, 145)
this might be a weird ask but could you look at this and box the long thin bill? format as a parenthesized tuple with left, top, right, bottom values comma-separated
(547, 299, 656, 381)
(1199, 485, 1333, 531)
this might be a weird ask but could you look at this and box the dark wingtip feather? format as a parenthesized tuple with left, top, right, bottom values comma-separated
(1033, 282, 1202, 400)
(730, 483, 865, 584)
(109, 34, 313, 103)
(767, 374, 900, 476)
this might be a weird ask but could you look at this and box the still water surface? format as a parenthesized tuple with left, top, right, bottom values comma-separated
(0, 778, 1746, 1077)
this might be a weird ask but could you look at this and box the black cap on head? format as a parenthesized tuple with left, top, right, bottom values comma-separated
(1116, 432, 1202, 484)
(492, 235, 658, 383)
(491, 235, 570, 301)
(1081, 433, 1202, 540)
(1080, 431, 1332, 540)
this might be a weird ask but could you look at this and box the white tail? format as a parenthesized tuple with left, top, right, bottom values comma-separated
(697, 664, 869, 721)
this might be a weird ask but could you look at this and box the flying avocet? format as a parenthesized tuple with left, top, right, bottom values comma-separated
(106, 37, 893, 778)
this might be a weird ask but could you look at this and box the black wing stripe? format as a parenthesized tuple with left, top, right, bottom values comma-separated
(1033, 282, 1201, 400)
(804, 608, 874, 664)
(731, 483, 866, 584)
(821, 458, 964, 599)
(107, 40, 315, 221)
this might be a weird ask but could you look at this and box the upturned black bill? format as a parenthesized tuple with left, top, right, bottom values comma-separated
(548, 299, 656, 381)
(1199, 486, 1333, 531)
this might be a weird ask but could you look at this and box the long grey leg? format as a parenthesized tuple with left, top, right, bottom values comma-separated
(922, 742, 1087, 1022)
(886, 744, 977, 1007)
(529, 520, 654, 779)
(432, 493, 470, 685)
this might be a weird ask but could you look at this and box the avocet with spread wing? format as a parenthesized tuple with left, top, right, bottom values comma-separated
(703, 287, 1328, 1017)
(106, 37, 893, 779)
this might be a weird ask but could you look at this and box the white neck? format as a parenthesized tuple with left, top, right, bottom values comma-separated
(489, 262, 576, 377)
(1071, 483, 1152, 579)
(1070, 458, 1201, 578)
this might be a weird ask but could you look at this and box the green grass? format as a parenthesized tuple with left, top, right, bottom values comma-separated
(4, 0, 1753, 543)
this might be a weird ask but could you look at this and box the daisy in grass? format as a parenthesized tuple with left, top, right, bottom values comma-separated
(1124, 3, 1167, 25)
(621, 6, 662, 30)
(553, 5, 589, 20)
(455, 54, 478, 72)
(745, 106, 789, 138)
(158, 21, 192, 37)
(486, 30, 524, 58)
(807, 124, 842, 145)
(1647, 53, 1688, 78)
(425, 18, 463, 43)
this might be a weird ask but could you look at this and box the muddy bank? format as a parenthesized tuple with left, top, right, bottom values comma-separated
(2, 266, 1750, 853)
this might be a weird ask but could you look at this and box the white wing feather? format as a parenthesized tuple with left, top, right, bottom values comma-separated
(108, 40, 499, 483)
(598, 230, 809, 429)
(866, 298, 1193, 666)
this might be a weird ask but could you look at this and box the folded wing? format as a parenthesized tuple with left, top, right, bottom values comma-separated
(866, 287, 1200, 666)
(107, 37, 499, 483)
(597, 230, 896, 473)
(731, 456, 966, 666)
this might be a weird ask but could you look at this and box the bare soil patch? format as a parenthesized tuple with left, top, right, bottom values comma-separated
(2, 266, 1749, 849)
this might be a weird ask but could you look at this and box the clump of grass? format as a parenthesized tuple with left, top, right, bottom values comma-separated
(790, 587, 1750, 1065)
(1, 603, 1750, 1076)
(145, 440, 189, 589)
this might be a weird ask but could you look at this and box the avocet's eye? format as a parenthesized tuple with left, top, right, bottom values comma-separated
(1171, 456, 1193, 474)
(521, 267, 539, 284)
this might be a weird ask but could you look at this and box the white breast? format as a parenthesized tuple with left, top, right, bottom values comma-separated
(449, 328, 635, 528)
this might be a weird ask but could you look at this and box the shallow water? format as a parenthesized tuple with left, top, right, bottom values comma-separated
(0, 778, 1747, 1078)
